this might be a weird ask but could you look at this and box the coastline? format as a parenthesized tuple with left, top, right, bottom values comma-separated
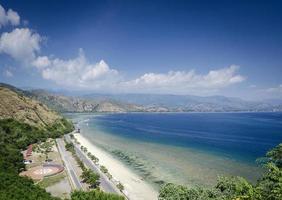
(74, 133, 159, 200)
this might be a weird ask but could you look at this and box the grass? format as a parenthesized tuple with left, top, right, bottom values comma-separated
(37, 172, 66, 188)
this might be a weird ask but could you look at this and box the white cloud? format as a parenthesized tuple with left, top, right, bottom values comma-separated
(256, 84, 282, 99)
(249, 84, 257, 88)
(40, 49, 120, 89)
(32, 56, 51, 68)
(0, 28, 42, 63)
(0, 4, 20, 28)
(23, 42, 245, 94)
(120, 65, 245, 94)
(265, 84, 282, 93)
(3, 69, 13, 77)
(35, 53, 244, 94)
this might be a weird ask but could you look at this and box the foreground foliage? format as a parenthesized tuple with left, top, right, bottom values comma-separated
(0, 118, 73, 200)
(81, 169, 100, 188)
(159, 143, 282, 200)
(0, 172, 60, 200)
(71, 190, 125, 200)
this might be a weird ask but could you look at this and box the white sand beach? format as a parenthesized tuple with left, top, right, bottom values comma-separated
(74, 133, 158, 200)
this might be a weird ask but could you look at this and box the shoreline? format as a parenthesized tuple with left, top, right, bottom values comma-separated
(74, 133, 159, 200)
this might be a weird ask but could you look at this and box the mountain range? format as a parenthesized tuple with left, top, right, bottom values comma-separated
(1, 83, 281, 113)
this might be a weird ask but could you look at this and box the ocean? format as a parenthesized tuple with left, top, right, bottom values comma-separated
(66, 112, 282, 188)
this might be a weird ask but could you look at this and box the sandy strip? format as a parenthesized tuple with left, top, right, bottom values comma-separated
(74, 133, 158, 200)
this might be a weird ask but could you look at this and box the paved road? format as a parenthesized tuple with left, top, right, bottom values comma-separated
(65, 134, 122, 195)
(56, 138, 83, 190)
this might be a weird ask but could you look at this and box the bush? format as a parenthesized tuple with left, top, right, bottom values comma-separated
(0, 172, 60, 200)
(71, 190, 125, 200)
(0, 119, 69, 200)
(117, 183, 124, 191)
(158, 143, 282, 200)
(81, 169, 100, 188)
(65, 142, 75, 154)
(100, 165, 108, 174)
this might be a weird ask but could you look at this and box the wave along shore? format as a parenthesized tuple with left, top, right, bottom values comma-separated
(74, 133, 158, 200)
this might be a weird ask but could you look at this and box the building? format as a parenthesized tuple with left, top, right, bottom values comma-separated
(25, 144, 33, 158)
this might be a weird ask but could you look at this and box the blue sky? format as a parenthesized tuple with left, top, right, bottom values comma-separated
(0, 0, 281, 100)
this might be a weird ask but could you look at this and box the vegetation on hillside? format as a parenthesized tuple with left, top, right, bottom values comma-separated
(0, 84, 125, 199)
(71, 190, 124, 200)
(0, 172, 60, 200)
(0, 118, 72, 200)
(159, 143, 282, 200)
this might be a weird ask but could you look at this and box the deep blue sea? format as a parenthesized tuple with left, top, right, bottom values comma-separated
(67, 112, 282, 187)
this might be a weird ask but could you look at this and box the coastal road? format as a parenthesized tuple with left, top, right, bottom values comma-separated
(56, 138, 83, 190)
(65, 134, 122, 195)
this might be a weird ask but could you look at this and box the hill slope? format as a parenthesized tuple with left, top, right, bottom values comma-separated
(29, 89, 144, 113)
(0, 85, 64, 128)
(31, 91, 281, 113)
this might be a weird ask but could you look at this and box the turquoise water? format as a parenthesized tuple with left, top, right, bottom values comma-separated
(66, 112, 282, 188)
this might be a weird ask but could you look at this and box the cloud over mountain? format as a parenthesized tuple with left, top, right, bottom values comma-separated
(39, 49, 120, 89)
(121, 65, 245, 94)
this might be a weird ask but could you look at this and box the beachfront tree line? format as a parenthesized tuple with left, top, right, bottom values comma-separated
(76, 139, 125, 192)
(64, 139, 125, 199)
(159, 143, 282, 200)
(64, 140, 101, 188)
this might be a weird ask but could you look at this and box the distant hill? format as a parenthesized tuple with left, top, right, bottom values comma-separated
(0, 84, 66, 128)
(2, 83, 281, 113)
(83, 93, 282, 112)
(28, 89, 145, 113)
(27, 89, 282, 113)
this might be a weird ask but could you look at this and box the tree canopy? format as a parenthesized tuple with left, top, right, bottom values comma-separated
(71, 190, 125, 200)
(0, 118, 73, 200)
(159, 143, 282, 200)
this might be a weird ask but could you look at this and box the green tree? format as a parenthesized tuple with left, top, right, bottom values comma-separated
(159, 143, 282, 200)
(216, 176, 255, 199)
(117, 183, 124, 192)
(0, 172, 60, 200)
(255, 163, 282, 200)
(100, 165, 108, 174)
(36, 140, 55, 161)
(71, 190, 124, 200)
(266, 144, 282, 168)
(65, 142, 75, 154)
(0, 118, 71, 200)
(81, 169, 100, 188)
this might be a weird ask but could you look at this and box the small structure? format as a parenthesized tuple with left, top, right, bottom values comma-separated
(20, 163, 64, 180)
(25, 144, 33, 158)
(24, 160, 32, 164)
(23, 144, 33, 164)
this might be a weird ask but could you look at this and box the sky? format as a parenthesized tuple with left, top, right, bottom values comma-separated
(0, 0, 281, 100)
